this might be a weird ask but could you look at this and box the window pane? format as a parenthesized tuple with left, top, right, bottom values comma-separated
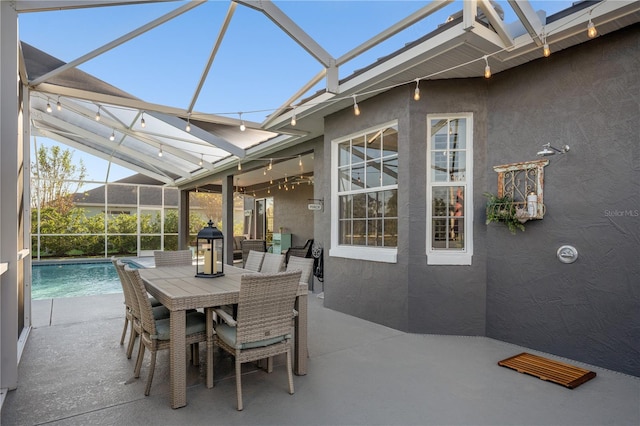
(338, 142, 351, 167)
(366, 161, 381, 189)
(366, 130, 382, 160)
(383, 218, 398, 247)
(107, 235, 137, 255)
(450, 152, 466, 182)
(431, 120, 448, 149)
(352, 193, 367, 218)
(432, 218, 448, 248)
(382, 126, 398, 156)
(339, 195, 352, 220)
(351, 163, 365, 190)
(431, 150, 448, 182)
(108, 183, 136, 206)
(353, 220, 366, 245)
(351, 136, 366, 165)
(449, 118, 466, 149)
(338, 167, 350, 192)
(367, 219, 382, 246)
(163, 234, 178, 251)
(339, 219, 352, 245)
(164, 209, 178, 233)
(141, 235, 161, 251)
(140, 186, 162, 206)
(384, 189, 398, 217)
(432, 187, 449, 217)
(367, 193, 382, 218)
(381, 157, 398, 186)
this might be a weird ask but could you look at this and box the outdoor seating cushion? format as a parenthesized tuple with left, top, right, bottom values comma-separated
(152, 305, 170, 320)
(215, 322, 290, 350)
(152, 311, 206, 341)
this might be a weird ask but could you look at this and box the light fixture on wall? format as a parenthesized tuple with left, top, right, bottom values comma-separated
(537, 143, 570, 156)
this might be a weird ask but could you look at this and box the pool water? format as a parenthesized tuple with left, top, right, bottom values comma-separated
(32, 262, 124, 300)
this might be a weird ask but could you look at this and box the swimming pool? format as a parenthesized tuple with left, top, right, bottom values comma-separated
(32, 261, 128, 300)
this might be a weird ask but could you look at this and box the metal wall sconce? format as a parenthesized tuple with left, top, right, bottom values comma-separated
(537, 143, 570, 156)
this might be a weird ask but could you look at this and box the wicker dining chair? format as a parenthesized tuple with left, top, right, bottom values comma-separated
(212, 270, 302, 410)
(241, 240, 266, 267)
(244, 250, 265, 272)
(153, 249, 193, 267)
(124, 265, 208, 396)
(112, 258, 170, 359)
(285, 256, 314, 285)
(260, 252, 285, 273)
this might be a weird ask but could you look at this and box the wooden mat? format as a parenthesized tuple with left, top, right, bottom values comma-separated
(498, 352, 596, 389)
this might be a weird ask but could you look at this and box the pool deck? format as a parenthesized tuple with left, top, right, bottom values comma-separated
(3, 291, 639, 425)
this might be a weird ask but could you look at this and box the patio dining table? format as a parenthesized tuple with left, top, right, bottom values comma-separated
(138, 264, 308, 409)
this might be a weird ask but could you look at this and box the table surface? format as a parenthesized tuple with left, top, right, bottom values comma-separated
(138, 264, 308, 408)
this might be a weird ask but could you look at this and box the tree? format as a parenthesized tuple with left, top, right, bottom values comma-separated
(31, 145, 87, 213)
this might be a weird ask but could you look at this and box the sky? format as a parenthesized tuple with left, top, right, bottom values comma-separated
(18, 0, 576, 183)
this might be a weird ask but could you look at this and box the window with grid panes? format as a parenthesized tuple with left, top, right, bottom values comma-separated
(333, 123, 398, 259)
(426, 114, 473, 265)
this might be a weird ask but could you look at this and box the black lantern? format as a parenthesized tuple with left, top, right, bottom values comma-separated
(196, 220, 224, 278)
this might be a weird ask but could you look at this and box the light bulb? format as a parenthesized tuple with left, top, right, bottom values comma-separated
(483, 56, 491, 79)
(268, 159, 272, 171)
(109, 130, 115, 141)
(354, 102, 360, 116)
(413, 80, 421, 101)
(158, 146, 163, 157)
(46, 101, 52, 113)
(199, 154, 203, 166)
(237, 162, 242, 171)
(141, 114, 146, 128)
(186, 122, 191, 132)
(587, 20, 597, 38)
(95, 107, 101, 121)
(291, 113, 297, 126)
(298, 155, 302, 167)
(56, 98, 62, 111)
(240, 122, 246, 132)
(543, 43, 551, 57)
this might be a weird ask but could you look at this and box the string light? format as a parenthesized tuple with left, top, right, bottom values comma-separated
(158, 145, 163, 157)
(291, 107, 297, 126)
(56, 96, 62, 111)
(239, 112, 246, 131)
(413, 79, 421, 101)
(352, 95, 360, 116)
(298, 154, 302, 167)
(46, 100, 52, 113)
(95, 106, 101, 121)
(483, 56, 491, 79)
(109, 130, 115, 141)
(268, 159, 273, 171)
(199, 154, 203, 166)
(141, 112, 146, 128)
(185, 113, 191, 132)
(237, 162, 242, 171)
(542, 32, 551, 57)
(587, 19, 597, 38)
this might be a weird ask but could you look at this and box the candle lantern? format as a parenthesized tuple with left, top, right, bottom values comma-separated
(196, 220, 224, 278)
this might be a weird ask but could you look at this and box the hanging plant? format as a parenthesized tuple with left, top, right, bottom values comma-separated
(484, 192, 526, 234)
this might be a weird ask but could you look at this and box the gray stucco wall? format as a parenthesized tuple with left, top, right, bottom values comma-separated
(485, 24, 639, 377)
(321, 24, 639, 376)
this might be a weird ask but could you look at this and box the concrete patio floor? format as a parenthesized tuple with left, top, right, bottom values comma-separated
(1, 291, 638, 426)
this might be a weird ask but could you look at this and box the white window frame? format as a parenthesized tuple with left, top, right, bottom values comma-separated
(426, 113, 473, 265)
(330, 120, 398, 264)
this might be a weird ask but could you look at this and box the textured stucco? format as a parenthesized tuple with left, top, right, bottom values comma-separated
(320, 24, 639, 376)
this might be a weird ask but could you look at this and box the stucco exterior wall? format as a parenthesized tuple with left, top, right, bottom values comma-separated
(320, 24, 639, 376)
(485, 24, 639, 376)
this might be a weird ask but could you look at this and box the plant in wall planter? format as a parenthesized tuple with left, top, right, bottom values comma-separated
(484, 192, 527, 234)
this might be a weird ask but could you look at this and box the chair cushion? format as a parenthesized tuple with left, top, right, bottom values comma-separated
(215, 323, 290, 350)
(152, 305, 170, 320)
(153, 311, 206, 341)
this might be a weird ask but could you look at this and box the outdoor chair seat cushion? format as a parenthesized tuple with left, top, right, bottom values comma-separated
(152, 305, 171, 320)
(152, 311, 207, 341)
(215, 323, 290, 350)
